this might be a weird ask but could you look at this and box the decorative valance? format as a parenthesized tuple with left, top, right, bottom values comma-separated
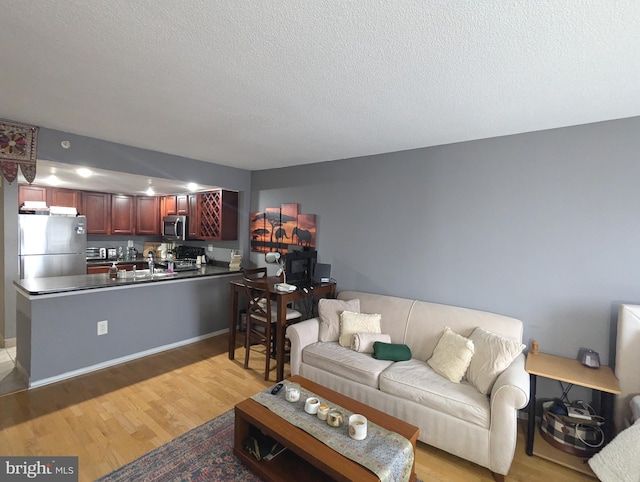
(0, 120, 38, 183)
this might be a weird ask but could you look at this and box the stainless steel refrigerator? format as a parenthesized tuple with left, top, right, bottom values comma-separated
(18, 215, 87, 279)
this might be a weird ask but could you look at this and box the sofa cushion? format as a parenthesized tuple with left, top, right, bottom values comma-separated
(380, 359, 491, 428)
(318, 298, 360, 342)
(302, 341, 394, 388)
(466, 327, 526, 395)
(427, 327, 475, 383)
(338, 311, 381, 347)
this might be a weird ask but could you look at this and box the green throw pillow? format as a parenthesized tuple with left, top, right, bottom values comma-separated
(372, 342, 412, 361)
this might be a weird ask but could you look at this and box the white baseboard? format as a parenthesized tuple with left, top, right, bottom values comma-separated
(28, 329, 228, 389)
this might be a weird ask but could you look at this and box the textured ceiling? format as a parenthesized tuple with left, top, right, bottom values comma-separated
(1, 1, 639, 171)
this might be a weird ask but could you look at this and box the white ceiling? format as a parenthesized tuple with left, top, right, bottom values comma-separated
(2, 1, 640, 173)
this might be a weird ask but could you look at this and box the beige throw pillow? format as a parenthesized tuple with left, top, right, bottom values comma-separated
(466, 327, 526, 395)
(338, 311, 382, 347)
(427, 327, 475, 383)
(318, 298, 360, 342)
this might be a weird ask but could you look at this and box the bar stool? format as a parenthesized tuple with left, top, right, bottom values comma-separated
(242, 276, 301, 380)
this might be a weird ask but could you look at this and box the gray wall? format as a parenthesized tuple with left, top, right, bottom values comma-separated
(3, 127, 252, 344)
(252, 117, 640, 366)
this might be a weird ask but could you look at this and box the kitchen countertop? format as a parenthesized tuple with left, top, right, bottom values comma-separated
(15, 265, 242, 296)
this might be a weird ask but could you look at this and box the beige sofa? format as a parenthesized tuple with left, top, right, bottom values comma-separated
(286, 290, 529, 480)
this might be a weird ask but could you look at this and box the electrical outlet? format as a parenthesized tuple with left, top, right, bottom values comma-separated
(207, 244, 213, 252)
(97, 320, 108, 336)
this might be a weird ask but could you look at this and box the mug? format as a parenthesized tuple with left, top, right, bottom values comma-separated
(349, 414, 367, 440)
(304, 397, 320, 414)
(327, 410, 343, 427)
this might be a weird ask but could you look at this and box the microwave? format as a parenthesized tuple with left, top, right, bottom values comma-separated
(162, 215, 188, 241)
(86, 247, 106, 260)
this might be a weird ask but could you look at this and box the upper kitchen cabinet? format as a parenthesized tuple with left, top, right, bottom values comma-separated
(48, 188, 82, 213)
(176, 195, 188, 215)
(136, 196, 160, 235)
(18, 185, 82, 213)
(82, 191, 111, 235)
(18, 184, 47, 205)
(111, 194, 136, 235)
(161, 195, 177, 217)
(198, 190, 238, 240)
(161, 194, 188, 217)
(188, 194, 200, 238)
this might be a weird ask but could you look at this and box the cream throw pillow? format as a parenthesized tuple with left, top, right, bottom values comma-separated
(466, 327, 526, 395)
(427, 327, 475, 383)
(318, 298, 360, 342)
(338, 311, 381, 347)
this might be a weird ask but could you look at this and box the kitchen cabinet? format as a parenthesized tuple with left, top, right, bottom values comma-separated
(188, 194, 200, 238)
(136, 196, 160, 235)
(161, 194, 188, 217)
(176, 195, 188, 215)
(82, 192, 111, 235)
(111, 195, 136, 235)
(87, 265, 111, 274)
(18, 185, 47, 205)
(48, 188, 82, 212)
(161, 195, 177, 217)
(198, 189, 238, 240)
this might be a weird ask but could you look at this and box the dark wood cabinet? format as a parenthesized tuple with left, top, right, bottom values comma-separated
(161, 195, 177, 217)
(176, 195, 188, 215)
(87, 265, 111, 274)
(111, 195, 136, 235)
(18, 185, 47, 205)
(136, 196, 160, 235)
(48, 188, 82, 212)
(198, 190, 238, 240)
(188, 194, 200, 238)
(82, 192, 111, 235)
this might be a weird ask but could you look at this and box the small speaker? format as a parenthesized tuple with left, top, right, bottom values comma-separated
(313, 263, 331, 283)
(577, 348, 600, 369)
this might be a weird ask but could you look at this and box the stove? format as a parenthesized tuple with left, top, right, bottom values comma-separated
(175, 245, 205, 260)
(156, 245, 205, 272)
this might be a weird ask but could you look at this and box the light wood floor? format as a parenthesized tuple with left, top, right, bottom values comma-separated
(0, 334, 592, 482)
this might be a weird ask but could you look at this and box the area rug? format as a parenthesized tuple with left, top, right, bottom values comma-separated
(95, 409, 262, 482)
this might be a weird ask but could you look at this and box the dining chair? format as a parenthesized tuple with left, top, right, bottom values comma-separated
(242, 276, 302, 380)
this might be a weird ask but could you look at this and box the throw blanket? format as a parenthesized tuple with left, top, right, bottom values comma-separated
(252, 386, 413, 482)
(588, 421, 640, 482)
(351, 332, 391, 353)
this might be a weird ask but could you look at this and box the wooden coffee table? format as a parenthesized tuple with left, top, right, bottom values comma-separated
(234, 375, 419, 482)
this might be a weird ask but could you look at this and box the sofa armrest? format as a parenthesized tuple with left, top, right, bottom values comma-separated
(488, 353, 530, 475)
(286, 318, 320, 376)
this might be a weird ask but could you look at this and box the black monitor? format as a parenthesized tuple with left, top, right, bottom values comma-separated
(284, 250, 317, 287)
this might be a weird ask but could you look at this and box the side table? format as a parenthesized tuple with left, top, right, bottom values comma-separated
(525, 352, 621, 475)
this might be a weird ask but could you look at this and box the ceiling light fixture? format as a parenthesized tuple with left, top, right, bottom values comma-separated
(187, 182, 198, 191)
(76, 167, 93, 178)
(47, 175, 62, 186)
(146, 179, 155, 196)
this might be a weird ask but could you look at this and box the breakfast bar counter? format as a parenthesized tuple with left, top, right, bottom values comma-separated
(14, 267, 245, 388)
(14, 265, 234, 296)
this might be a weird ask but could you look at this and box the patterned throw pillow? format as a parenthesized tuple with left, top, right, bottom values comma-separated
(338, 311, 382, 347)
(427, 327, 475, 383)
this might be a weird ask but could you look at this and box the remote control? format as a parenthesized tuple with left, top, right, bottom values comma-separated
(271, 383, 284, 395)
